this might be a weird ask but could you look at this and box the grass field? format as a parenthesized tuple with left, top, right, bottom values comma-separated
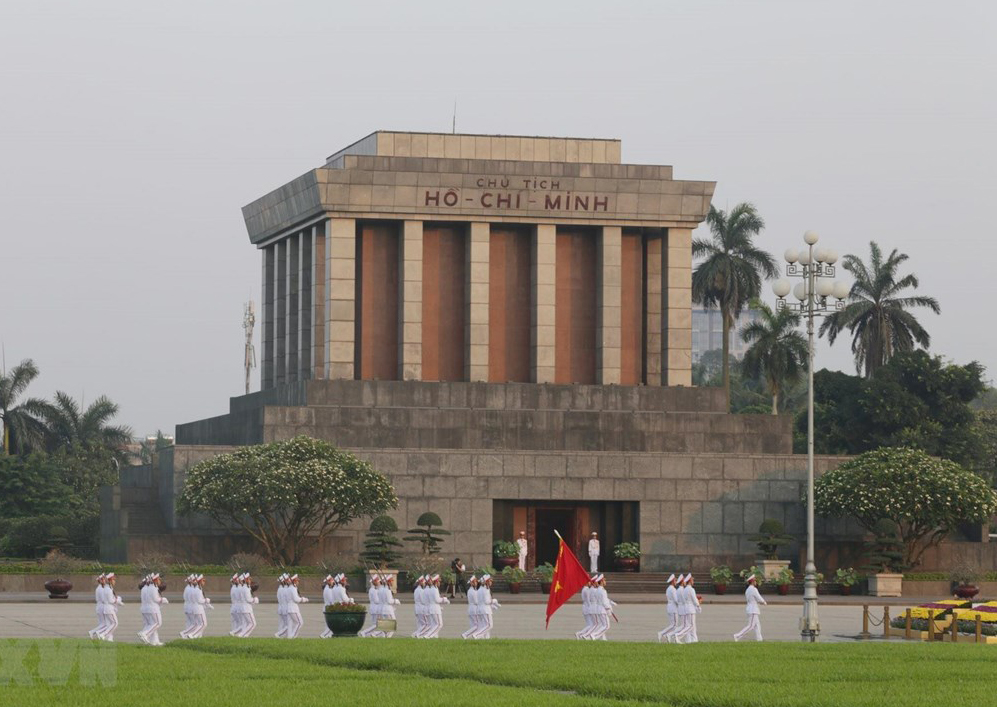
(2, 637, 996, 706)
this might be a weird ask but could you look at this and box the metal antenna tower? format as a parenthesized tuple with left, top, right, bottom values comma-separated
(243, 301, 256, 395)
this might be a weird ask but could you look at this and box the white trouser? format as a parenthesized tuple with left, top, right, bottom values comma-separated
(590, 555, 598, 573)
(181, 611, 194, 638)
(416, 612, 433, 638)
(359, 609, 380, 637)
(425, 612, 442, 638)
(658, 611, 678, 642)
(141, 611, 162, 645)
(576, 611, 594, 639)
(238, 611, 256, 637)
(518, 554, 527, 571)
(734, 614, 763, 641)
(101, 610, 118, 641)
(285, 611, 302, 639)
(462, 613, 478, 639)
(189, 611, 207, 639)
(673, 613, 695, 643)
(472, 613, 493, 639)
(90, 610, 106, 638)
(588, 612, 609, 640)
(231, 611, 242, 636)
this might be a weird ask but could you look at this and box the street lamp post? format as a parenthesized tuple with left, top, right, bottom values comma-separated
(771, 230, 849, 643)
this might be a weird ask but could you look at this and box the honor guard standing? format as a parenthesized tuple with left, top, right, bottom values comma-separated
(320, 575, 336, 638)
(657, 574, 679, 642)
(412, 575, 428, 638)
(138, 573, 168, 646)
(360, 574, 382, 637)
(229, 574, 243, 636)
(734, 574, 767, 642)
(462, 575, 479, 639)
(237, 573, 258, 637)
(472, 574, 500, 639)
(274, 574, 289, 638)
(589, 575, 615, 641)
(378, 576, 400, 637)
(102, 573, 122, 641)
(89, 574, 107, 639)
(588, 533, 601, 573)
(285, 574, 308, 639)
(576, 576, 595, 639)
(516, 531, 528, 571)
(425, 574, 450, 638)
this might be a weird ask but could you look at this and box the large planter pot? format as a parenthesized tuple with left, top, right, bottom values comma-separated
(955, 584, 980, 599)
(714, 583, 727, 595)
(324, 610, 367, 637)
(868, 573, 903, 597)
(539, 581, 552, 594)
(44, 579, 72, 599)
(495, 557, 519, 570)
(758, 560, 791, 581)
(614, 557, 639, 572)
(776, 584, 789, 596)
(508, 582, 522, 594)
(839, 585, 853, 596)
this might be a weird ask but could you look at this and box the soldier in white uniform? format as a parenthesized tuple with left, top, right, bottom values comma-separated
(89, 574, 107, 639)
(462, 575, 479, 639)
(588, 532, 601, 573)
(285, 574, 308, 639)
(425, 574, 450, 638)
(657, 574, 679, 642)
(516, 531, 528, 571)
(412, 575, 429, 638)
(179, 574, 195, 639)
(138, 573, 168, 646)
(360, 574, 382, 637)
(187, 574, 212, 639)
(274, 574, 289, 638)
(575, 576, 595, 640)
(320, 575, 337, 638)
(734, 574, 767, 642)
(673, 574, 702, 643)
(472, 574, 500, 639)
(236, 573, 258, 637)
(588, 574, 615, 641)
(377, 576, 400, 637)
(101, 573, 123, 641)
(229, 574, 243, 636)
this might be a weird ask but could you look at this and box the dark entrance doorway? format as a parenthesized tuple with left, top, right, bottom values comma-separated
(535, 508, 576, 567)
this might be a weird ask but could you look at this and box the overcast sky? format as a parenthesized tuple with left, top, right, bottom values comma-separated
(2, 1, 994, 436)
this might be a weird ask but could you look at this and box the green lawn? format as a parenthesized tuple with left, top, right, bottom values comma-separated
(3, 637, 996, 706)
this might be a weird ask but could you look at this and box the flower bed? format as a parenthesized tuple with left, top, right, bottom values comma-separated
(953, 602, 997, 622)
(904, 599, 970, 619)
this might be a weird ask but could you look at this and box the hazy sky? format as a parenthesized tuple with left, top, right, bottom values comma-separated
(2, 1, 994, 436)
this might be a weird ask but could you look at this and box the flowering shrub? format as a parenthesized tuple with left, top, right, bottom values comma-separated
(324, 602, 366, 613)
(813, 447, 997, 567)
(177, 436, 397, 564)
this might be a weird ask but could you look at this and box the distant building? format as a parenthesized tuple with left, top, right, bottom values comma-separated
(691, 306, 763, 363)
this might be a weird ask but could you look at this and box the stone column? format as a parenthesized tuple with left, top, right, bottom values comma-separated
(531, 224, 556, 383)
(310, 222, 327, 380)
(287, 233, 300, 383)
(275, 239, 287, 386)
(664, 227, 693, 386)
(597, 226, 622, 384)
(298, 230, 312, 380)
(261, 244, 275, 390)
(465, 222, 489, 381)
(399, 220, 423, 380)
(644, 234, 663, 385)
(326, 218, 356, 380)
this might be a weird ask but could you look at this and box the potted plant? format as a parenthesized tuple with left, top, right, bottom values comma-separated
(748, 519, 793, 580)
(950, 562, 982, 599)
(41, 550, 82, 599)
(492, 540, 520, 570)
(775, 567, 794, 595)
(612, 542, 641, 572)
(862, 519, 908, 597)
(502, 565, 526, 593)
(739, 566, 765, 590)
(534, 563, 554, 594)
(360, 515, 403, 588)
(710, 565, 733, 594)
(835, 567, 858, 596)
(323, 601, 368, 637)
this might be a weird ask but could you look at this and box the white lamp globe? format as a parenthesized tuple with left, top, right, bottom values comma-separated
(813, 247, 827, 263)
(832, 281, 850, 299)
(804, 230, 819, 245)
(798, 249, 812, 265)
(772, 279, 791, 298)
(824, 248, 839, 264)
(793, 282, 807, 301)
(784, 248, 799, 264)
(816, 278, 834, 297)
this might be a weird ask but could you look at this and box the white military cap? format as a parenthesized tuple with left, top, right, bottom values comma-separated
(325, 574, 333, 582)
(290, 574, 299, 581)
(597, 574, 605, 582)
(241, 573, 250, 580)
(468, 575, 478, 582)
(96, 573, 105, 580)
(105, 572, 115, 580)
(197, 574, 205, 581)
(590, 574, 599, 582)
(232, 573, 240, 581)
(667, 573, 676, 583)
(151, 573, 160, 580)
(481, 574, 491, 581)
(746, 574, 757, 583)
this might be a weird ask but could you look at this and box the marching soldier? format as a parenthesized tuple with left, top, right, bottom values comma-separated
(285, 574, 308, 639)
(472, 574, 500, 639)
(236, 573, 259, 637)
(588, 532, 601, 573)
(734, 574, 767, 642)
(657, 573, 679, 642)
(462, 575, 479, 639)
(673, 574, 701, 643)
(378, 575, 400, 637)
(412, 575, 428, 638)
(89, 573, 107, 639)
(229, 574, 243, 636)
(589, 574, 615, 641)
(180, 574, 196, 639)
(425, 574, 450, 638)
(360, 574, 382, 637)
(275, 573, 289, 638)
(320, 575, 336, 638)
(138, 573, 168, 646)
(102, 573, 123, 641)
(576, 575, 595, 640)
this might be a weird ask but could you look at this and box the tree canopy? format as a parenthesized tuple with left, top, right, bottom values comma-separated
(740, 300, 808, 415)
(814, 447, 997, 567)
(177, 436, 397, 564)
(0, 359, 50, 454)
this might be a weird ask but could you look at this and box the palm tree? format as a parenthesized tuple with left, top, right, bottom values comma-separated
(43, 391, 133, 463)
(740, 301, 808, 414)
(819, 241, 940, 377)
(692, 203, 778, 411)
(0, 359, 50, 454)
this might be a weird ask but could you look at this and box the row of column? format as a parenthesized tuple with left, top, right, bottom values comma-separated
(260, 218, 692, 390)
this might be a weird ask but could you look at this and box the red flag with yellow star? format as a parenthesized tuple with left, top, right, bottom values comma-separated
(545, 533, 592, 627)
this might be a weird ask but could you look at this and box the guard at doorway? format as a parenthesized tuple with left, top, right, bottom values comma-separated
(516, 531, 528, 571)
(588, 532, 600, 573)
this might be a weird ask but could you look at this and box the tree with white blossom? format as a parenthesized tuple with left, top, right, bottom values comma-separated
(177, 436, 397, 564)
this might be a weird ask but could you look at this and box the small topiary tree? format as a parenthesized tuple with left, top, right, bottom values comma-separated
(861, 519, 908, 574)
(361, 515, 403, 569)
(814, 447, 997, 567)
(403, 511, 451, 555)
(748, 519, 793, 559)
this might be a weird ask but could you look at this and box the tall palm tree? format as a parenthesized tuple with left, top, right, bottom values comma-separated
(0, 359, 50, 454)
(819, 241, 940, 377)
(740, 301, 808, 414)
(43, 391, 133, 463)
(692, 203, 778, 411)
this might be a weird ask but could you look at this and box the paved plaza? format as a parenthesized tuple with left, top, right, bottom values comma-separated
(0, 596, 890, 643)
